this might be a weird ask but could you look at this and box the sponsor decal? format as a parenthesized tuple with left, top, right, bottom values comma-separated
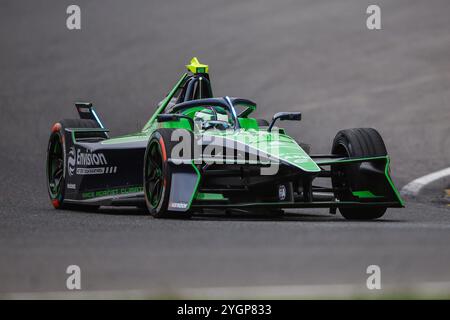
(68, 147, 76, 176)
(67, 183, 76, 190)
(76, 148, 107, 166)
(76, 167, 105, 175)
(82, 186, 143, 199)
(170, 202, 188, 209)
(67, 147, 116, 176)
(278, 185, 287, 201)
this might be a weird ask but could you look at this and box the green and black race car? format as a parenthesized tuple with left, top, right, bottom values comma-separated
(46, 58, 404, 220)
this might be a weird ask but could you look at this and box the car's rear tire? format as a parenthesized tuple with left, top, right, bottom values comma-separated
(143, 128, 193, 219)
(331, 128, 387, 220)
(46, 119, 99, 210)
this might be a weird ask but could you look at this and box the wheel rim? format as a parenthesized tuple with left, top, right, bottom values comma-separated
(47, 134, 64, 198)
(145, 141, 164, 209)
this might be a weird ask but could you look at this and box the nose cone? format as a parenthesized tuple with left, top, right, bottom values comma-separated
(244, 130, 321, 172)
(264, 133, 321, 172)
(203, 129, 321, 173)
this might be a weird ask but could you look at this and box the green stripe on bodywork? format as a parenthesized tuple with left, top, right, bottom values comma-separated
(352, 190, 382, 198)
(82, 186, 143, 199)
(238, 118, 258, 130)
(385, 156, 405, 207)
(196, 192, 226, 200)
(160, 118, 192, 130)
(100, 132, 149, 145)
(187, 162, 201, 208)
(315, 155, 388, 165)
(142, 73, 188, 131)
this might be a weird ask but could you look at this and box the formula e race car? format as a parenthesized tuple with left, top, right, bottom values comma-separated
(46, 58, 404, 220)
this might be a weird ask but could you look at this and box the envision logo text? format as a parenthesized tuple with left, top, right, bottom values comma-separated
(68, 147, 108, 176)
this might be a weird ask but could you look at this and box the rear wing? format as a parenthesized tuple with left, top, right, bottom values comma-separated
(75, 102, 106, 131)
(67, 102, 109, 141)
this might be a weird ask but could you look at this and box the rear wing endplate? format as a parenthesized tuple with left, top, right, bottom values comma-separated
(75, 102, 106, 131)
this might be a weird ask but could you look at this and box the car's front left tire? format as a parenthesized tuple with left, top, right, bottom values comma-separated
(143, 128, 193, 219)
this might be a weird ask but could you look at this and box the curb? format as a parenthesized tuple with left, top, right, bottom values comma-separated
(400, 167, 450, 197)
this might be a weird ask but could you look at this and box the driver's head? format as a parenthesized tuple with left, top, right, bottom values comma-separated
(194, 107, 215, 123)
(193, 107, 231, 131)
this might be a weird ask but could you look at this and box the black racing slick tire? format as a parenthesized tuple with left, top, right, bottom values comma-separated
(46, 119, 99, 210)
(331, 128, 387, 220)
(143, 128, 193, 219)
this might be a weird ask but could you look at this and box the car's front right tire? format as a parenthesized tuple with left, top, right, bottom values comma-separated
(331, 128, 388, 220)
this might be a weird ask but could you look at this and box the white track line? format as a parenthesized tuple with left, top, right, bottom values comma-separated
(3, 282, 450, 299)
(401, 167, 450, 197)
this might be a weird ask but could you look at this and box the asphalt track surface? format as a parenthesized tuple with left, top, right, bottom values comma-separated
(0, 0, 449, 296)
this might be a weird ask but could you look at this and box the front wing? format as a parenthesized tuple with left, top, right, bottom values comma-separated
(190, 155, 404, 210)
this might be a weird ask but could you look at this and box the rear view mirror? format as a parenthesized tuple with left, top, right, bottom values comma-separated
(268, 112, 302, 132)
